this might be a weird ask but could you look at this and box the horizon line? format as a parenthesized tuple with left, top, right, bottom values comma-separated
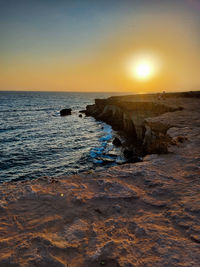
(0, 89, 198, 94)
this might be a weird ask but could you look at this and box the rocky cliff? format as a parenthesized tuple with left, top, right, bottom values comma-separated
(85, 93, 197, 154)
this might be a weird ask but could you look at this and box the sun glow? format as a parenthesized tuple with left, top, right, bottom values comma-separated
(135, 62, 153, 79)
(127, 54, 159, 81)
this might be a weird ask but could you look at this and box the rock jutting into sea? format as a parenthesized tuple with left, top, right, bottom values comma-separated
(0, 91, 200, 267)
(60, 108, 72, 116)
(85, 92, 189, 155)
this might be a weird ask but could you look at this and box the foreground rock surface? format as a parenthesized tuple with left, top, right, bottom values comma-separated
(0, 93, 200, 267)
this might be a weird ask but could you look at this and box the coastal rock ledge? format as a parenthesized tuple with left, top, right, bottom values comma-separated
(0, 92, 200, 267)
(85, 93, 189, 154)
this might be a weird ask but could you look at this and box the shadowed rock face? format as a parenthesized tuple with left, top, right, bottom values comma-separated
(112, 137, 122, 147)
(87, 101, 177, 138)
(60, 108, 72, 116)
(85, 93, 189, 154)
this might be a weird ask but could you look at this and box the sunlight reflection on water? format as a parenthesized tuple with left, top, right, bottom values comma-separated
(0, 91, 125, 182)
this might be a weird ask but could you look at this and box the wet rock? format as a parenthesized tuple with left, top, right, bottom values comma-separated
(112, 137, 122, 147)
(79, 109, 86, 113)
(123, 149, 141, 163)
(123, 149, 133, 159)
(127, 156, 142, 163)
(98, 157, 115, 164)
(60, 108, 72, 116)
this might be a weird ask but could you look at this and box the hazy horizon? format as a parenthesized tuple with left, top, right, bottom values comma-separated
(0, 89, 198, 94)
(1, 0, 200, 93)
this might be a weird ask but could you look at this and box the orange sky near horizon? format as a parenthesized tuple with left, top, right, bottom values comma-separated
(1, 0, 200, 93)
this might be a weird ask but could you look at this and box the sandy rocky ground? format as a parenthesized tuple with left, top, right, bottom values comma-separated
(0, 96, 200, 267)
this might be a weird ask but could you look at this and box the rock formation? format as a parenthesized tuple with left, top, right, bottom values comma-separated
(60, 108, 72, 116)
(112, 137, 122, 147)
(85, 93, 195, 155)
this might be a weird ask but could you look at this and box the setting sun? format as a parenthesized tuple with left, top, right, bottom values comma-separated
(127, 54, 160, 81)
(134, 62, 153, 80)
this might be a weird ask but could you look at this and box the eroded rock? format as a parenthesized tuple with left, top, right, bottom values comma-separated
(112, 137, 122, 147)
(60, 108, 72, 116)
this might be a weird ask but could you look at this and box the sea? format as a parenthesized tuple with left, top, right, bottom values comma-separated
(0, 91, 127, 183)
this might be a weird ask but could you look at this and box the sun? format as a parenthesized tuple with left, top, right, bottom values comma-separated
(135, 62, 153, 79)
(127, 54, 159, 81)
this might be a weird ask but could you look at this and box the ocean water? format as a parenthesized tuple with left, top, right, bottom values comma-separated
(0, 91, 125, 183)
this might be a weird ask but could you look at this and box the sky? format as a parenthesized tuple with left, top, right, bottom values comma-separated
(0, 0, 200, 93)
